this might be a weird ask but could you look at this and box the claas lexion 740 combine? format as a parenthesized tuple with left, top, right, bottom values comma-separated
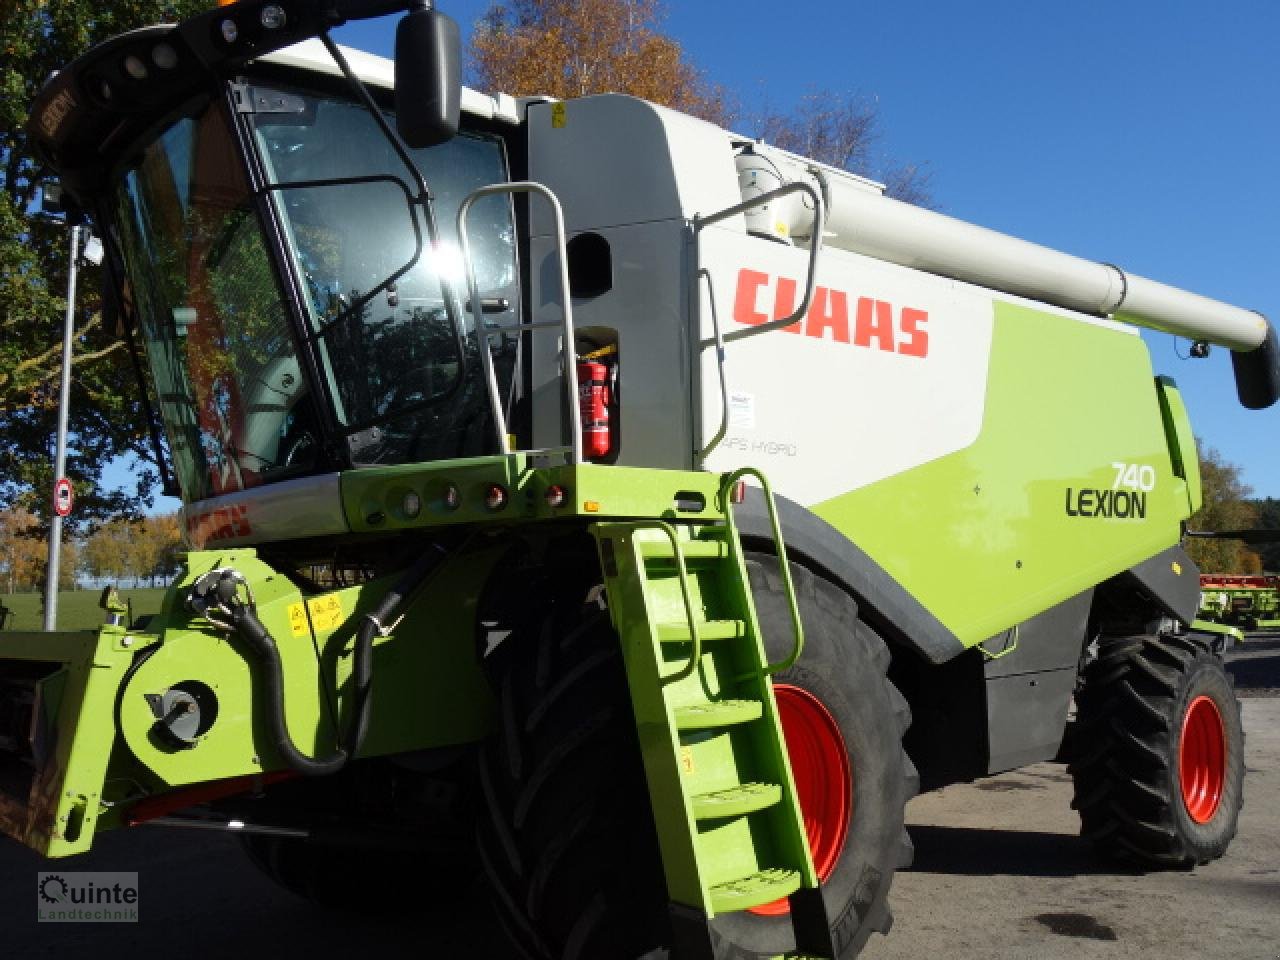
(5, 1, 1277, 956)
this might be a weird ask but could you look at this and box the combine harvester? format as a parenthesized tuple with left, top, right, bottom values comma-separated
(4, 1, 1277, 956)
(1197, 573, 1280, 639)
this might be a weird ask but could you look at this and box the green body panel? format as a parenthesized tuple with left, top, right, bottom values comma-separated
(341, 455, 725, 533)
(593, 515, 815, 917)
(0, 626, 155, 856)
(814, 303, 1191, 647)
(118, 546, 501, 785)
(0, 542, 504, 856)
(1155, 376, 1203, 514)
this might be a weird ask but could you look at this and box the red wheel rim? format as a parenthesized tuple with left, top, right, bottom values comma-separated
(749, 684, 852, 917)
(1179, 694, 1226, 824)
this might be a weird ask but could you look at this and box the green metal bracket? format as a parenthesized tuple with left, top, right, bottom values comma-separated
(977, 624, 1020, 661)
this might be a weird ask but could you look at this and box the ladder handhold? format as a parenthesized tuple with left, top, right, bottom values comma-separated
(656, 619, 746, 643)
(691, 782, 781, 820)
(673, 699, 762, 730)
(709, 868, 802, 914)
(639, 538, 730, 562)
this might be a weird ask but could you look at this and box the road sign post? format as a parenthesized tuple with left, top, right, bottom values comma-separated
(43, 225, 80, 632)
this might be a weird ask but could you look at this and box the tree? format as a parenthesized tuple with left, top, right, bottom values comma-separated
(1, 1, 205, 536)
(469, 1, 931, 205)
(754, 91, 935, 207)
(0, 509, 45, 593)
(471, 0, 730, 123)
(129, 512, 184, 585)
(1250, 497, 1280, 573)
(0, 507, 75, 591)
(1184, 442, 1261, 575)
(81, 512, 183, 586)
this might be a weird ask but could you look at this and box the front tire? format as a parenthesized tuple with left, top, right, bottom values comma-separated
(234, 757, 478, 912)
(1069, 633, 1245, 866)
(476, 553, 915, 959)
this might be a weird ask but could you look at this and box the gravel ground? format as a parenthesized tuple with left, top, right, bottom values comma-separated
(865, 634, 1280, 960)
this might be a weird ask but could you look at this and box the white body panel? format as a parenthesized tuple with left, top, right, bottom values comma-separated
(258, 41, 521, 124)
(181, 473, 348, 549)
(696, 229, 994, 502)
(695, 228, 1142, 504)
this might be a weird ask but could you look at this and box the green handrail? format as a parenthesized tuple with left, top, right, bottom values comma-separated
(719, 468, 805, 676)
(631, 520, 704, 684)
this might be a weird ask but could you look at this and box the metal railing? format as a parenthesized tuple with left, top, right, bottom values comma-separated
(693, 182, 825, 465)
(457, 181, 584, 463)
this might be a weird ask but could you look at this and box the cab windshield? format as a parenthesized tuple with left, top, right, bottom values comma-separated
(112, 84, 516, 502)
(114, 104, 309, 501)
(250, 82, 517, 463)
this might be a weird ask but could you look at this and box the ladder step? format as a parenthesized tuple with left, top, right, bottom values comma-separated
(709, 868, 802, 914)
(673, 699, 762, 731)
(639, 538, 731, 563)
(691, 782, 781, 820)
(656, 619, 746, 643)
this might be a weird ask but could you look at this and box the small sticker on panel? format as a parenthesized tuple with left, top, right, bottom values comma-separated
(679, 745, 696, 775)
(728, 391, 755, 429)
(551, 102, 566, 128)
(306, 594, 344, 633)
(288, 602, 308, 637)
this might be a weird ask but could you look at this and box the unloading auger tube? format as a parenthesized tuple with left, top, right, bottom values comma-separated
(740, 144, 1280, 409)
(185, 546, 445, 776)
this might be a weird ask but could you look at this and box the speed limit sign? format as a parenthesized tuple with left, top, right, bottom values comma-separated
(53, 477, 74, 518)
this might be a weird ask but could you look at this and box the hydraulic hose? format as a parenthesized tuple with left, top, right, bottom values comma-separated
(191, 546, 445, 776)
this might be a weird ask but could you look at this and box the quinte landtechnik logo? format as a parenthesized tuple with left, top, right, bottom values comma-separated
(37, 872, 139, 922)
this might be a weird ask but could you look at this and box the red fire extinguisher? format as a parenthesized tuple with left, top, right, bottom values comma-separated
(577, 346, 616, 459)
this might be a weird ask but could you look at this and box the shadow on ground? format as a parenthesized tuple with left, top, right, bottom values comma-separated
(904, 825, 1138, 880)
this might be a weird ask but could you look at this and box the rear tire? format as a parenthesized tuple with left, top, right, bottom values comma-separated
(1069, 633, 1244, 867)
(475, 553, 914, 959)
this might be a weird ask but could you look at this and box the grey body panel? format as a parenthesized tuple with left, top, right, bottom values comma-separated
(984, 668, 1078, 774)
(982, 589, 1092, 679)
(982, 590, 1092, 774)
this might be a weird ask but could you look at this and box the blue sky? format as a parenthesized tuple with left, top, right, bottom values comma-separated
(126, 0, 1280, 509)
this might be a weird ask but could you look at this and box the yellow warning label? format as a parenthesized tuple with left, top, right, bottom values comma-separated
(551, 102, 566, 128)
(307, 594, 345, 633)
(679, 745, 696, 776)
(288, 602, 308, 638)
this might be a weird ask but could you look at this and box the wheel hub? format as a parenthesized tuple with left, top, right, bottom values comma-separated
(749, 684, 852, 917)
(1179, 694, 1226, 824)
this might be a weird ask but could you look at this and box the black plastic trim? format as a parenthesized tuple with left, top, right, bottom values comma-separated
(1114, 543, 1202, 626)
(1231, 320, 1280, 410)
(734, 488, 965, 664)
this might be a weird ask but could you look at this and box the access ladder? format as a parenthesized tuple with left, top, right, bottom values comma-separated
(591, 470, 835, 959)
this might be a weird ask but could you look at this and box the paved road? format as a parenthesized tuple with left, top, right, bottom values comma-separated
(1, 639, 1276, 959)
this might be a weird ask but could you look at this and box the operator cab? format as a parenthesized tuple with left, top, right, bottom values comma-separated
(28, 3, 522, 504)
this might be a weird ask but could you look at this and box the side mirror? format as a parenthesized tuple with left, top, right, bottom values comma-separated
(394, 6, 461, 148)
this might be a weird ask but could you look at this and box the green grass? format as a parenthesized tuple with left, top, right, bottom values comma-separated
(0, 588, 169, 633)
